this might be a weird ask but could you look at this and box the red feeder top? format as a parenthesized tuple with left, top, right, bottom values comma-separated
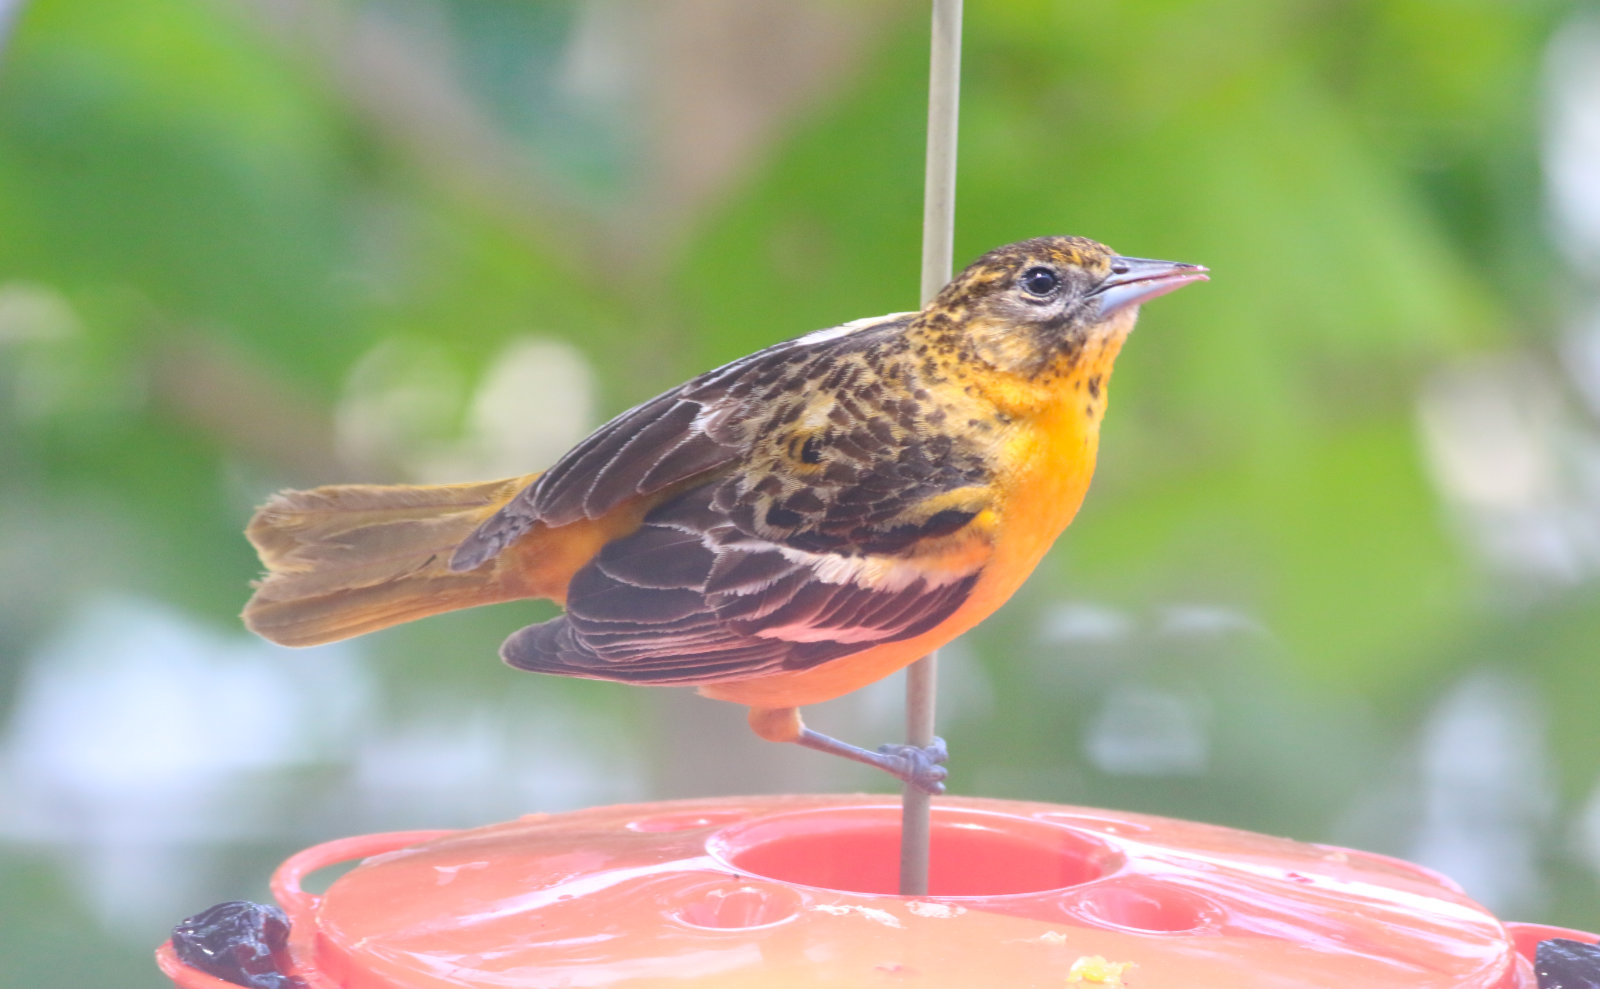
(160, 794, 1594, 988)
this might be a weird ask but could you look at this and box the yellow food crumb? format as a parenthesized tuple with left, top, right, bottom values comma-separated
(1066, 955, 1133, 986)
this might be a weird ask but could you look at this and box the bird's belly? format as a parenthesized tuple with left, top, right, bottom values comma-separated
(701, 410, 1100, 710)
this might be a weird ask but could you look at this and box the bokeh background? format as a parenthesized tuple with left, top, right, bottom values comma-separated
(3, 0, 1599, 983)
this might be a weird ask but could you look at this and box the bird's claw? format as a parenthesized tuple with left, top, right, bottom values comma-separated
(876, 736, 949, 795)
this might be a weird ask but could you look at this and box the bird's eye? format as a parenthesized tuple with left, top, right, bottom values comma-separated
(1021, 267, 1060, 297)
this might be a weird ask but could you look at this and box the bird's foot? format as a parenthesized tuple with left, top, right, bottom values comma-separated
(875, 737, 949, 795)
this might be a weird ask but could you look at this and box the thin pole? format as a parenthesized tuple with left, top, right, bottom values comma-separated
(900, 0, 962, 898)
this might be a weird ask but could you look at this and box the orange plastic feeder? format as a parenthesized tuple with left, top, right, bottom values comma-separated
(156, 795, 1597, 988)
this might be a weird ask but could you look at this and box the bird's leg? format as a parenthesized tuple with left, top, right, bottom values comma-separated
(801, 731, 950, 795)
(747, 706, 949, 795)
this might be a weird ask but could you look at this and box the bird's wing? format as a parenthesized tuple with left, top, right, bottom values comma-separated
(449, 313, 914, 571)
(498, 401, 997, 685)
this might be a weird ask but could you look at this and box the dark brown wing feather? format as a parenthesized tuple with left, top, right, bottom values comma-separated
(499, 488, 982, 685)
(449, 314, 915, 571)
(459, 308, 998, 683)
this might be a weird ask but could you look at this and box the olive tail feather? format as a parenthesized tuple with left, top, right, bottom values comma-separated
(242, 473, 539, 647)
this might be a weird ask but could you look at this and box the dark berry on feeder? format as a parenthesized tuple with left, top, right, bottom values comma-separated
(1536, 938, 1600, 989)
(170, 900, 304, 989)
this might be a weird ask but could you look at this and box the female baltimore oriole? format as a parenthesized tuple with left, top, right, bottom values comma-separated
(243, 236, 1206, 791)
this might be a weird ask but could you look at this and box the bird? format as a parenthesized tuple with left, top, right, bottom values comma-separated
(242, 235, 1207, 792)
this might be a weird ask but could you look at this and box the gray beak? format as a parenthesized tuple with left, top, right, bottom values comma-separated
(1091, 256, 1209, 316)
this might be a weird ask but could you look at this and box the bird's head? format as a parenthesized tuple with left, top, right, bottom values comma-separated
(923, 235, 1207, 379)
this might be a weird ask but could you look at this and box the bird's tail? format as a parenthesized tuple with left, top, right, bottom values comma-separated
(242, 473, 540, 647)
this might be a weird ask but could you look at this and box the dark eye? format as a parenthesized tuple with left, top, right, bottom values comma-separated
(1021, 267, 1059, 297)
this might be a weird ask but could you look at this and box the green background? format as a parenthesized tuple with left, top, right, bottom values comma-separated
(2, 1, 1598, 984)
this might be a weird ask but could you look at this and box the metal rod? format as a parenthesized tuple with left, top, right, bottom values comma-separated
(900, 0, 962, 899)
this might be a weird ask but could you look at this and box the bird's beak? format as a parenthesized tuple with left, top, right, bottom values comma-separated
(1091, 256, 1209, 317)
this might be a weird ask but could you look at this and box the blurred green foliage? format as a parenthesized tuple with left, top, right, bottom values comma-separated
(2, 1, 1597, 985)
